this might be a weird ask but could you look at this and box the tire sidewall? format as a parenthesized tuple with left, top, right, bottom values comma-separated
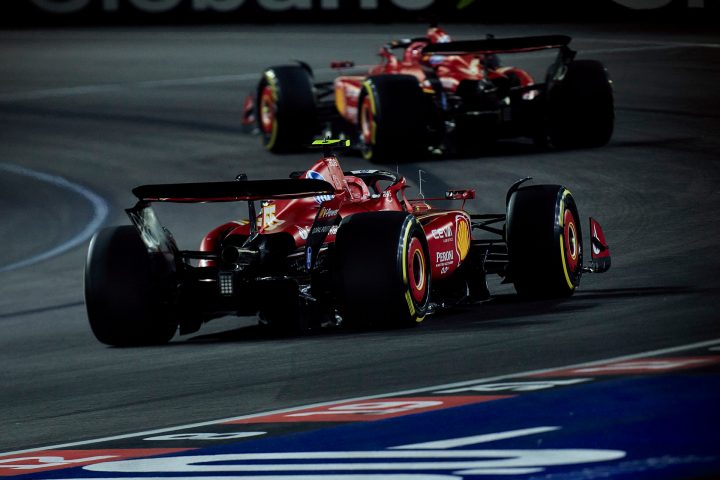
(335, 212, 430, 326)
(85, 226, 178, 346)
(547, 60, 614, 149)
(507, 185, 583, 297)
(358, 75, 429, 163)
(257, 65, 316, 152)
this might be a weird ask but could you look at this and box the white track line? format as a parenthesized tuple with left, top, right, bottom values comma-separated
(2, 337, 718, 457)
(0, 164, 109, 273)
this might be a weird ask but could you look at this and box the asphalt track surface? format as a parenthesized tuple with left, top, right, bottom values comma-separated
(0, 23, 719, 454)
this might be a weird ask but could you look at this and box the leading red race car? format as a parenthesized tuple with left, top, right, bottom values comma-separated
(84, 140, 610, 346)
(244, 26, 614, 161)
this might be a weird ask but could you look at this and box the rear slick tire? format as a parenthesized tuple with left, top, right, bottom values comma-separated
(335, 212, 431, 327)
(547, 60, 614, 149)
(257, 65, 316, 153)
(84, 226, 178, 346)
(507, 185, 583, 298)
(357, 75, 429, 163)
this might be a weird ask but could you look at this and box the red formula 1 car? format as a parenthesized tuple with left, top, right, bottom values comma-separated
(84, 140, 611, 346)
(244, 26, 614, 161)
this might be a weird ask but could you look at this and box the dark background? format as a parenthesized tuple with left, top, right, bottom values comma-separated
(3, 0, 718, 27)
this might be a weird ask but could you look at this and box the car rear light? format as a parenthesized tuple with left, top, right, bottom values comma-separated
(218, 271, 234, 296)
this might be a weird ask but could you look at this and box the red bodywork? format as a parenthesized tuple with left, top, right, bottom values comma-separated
(331, 26, 535, 125)
(200, 153, 472, 282)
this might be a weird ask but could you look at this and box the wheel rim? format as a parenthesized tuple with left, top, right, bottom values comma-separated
(360, 95, 374, 145)
(407, 236, 427, 303)
(259, 85, 276, 135)
(563, 208, 579, 273)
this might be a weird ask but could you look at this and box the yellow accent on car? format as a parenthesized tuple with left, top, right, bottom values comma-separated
(312, 138, 350, 147)
(456, 216, 471, 262)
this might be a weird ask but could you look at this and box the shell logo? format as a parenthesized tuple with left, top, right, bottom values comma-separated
(455, 214, 471, 262)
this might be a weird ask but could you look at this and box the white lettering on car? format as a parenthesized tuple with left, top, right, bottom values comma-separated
(431, 225, 453, 240)
(436, 251, 453, 264)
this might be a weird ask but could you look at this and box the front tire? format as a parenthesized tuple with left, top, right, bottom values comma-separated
(85, 226, 178, 346)
(335, 212, 431, 327)
(506, 185, 583, 298)
(257, 65, 316, 153)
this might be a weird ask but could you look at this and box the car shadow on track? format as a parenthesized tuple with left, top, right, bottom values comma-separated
(458, 285, 698, 320)
(0, 300, 84, 320)
(172, 285, 698, 345)
(571, 285, 702, 299)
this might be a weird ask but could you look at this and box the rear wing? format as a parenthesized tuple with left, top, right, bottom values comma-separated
(126, 178, 337, 257)
(133, 178, 336, 203)
(422, 35, 572, 56)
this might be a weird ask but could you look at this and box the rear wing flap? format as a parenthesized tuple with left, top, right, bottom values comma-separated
(422, 35, 572, 56)
(127, 178, 337, 257)
(132, 178, 336, 203)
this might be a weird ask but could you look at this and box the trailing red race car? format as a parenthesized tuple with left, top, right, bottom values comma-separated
(84, 140, 611, 346)
(244, 26, 614, 161)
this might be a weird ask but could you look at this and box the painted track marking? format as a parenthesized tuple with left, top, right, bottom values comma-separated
(0, 163, 109, 273)
(1, 337, 718, 457)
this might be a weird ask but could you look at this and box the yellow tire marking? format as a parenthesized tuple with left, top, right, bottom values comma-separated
(401, 220, 412, 285)
(361, 80, 377, 145)
(263, 73, 279, 151)
(559, 189, 575, 291)
(401, 219, 424, 322)
(405, 291, 416, 317)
